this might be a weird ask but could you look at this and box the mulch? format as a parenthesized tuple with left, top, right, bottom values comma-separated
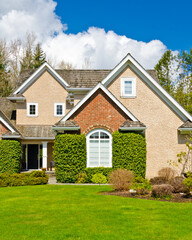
(102, 191, 192, 203)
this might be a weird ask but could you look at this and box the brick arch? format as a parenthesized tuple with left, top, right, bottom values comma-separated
(84, 124, 113, 135)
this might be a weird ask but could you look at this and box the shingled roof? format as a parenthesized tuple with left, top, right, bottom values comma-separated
(16, 125, 56, 138)
(0, 97, 16, 119)
(15, 68, 159, 89)
(179, 121, 192, 129)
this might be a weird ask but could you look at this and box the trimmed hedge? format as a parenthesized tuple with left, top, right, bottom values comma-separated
(54, 132, 146, 183)
(53, 134, 86, 183)
(112, 132, 146, 177)
(0, 140, 22, 173)
(0, 171, 49, 187)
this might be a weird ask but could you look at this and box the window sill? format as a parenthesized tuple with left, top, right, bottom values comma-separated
(120, 96, 136, 99)
(27, 115, 38, 117)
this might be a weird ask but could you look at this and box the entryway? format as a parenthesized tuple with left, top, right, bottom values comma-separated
(22, 144, 42, 170)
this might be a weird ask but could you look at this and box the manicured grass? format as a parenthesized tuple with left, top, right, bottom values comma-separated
(0, 185, 192, 240)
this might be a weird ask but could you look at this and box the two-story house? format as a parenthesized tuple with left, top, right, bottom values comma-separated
(0, 53, 192, 178)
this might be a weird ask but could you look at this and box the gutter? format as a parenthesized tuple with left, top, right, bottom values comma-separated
(119, 127, 147, 131)
(66, 88, 91, 92)
(52, 126, 80, 131)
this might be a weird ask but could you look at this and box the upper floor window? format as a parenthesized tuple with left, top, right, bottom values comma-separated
(27, 103, 38, 117)
(86, 129, 112, 168)
(54, 103, 65, 117)
(121, 77, 136, 98)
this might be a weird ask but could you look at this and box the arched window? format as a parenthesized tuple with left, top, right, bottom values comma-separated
(86, 129, 112, 167)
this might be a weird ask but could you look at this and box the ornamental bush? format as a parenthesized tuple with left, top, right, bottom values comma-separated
(0, 140, 22, 173)
(0, 171, 49, 187)
(53, 134, 86, 183)
(109, 169, 134, 191)
(151, 184, 173, 198)
(91, 173, 107, 184)
(112, 132, 146, 177)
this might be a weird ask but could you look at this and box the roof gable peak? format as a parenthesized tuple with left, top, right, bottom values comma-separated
(13, 62, 69, 95)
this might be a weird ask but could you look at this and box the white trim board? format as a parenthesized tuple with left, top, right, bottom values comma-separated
(60, 83, 138, 122)
(0, 116, 15, 133)
(101, 53, 192, 122)
(13, 62, 69, 94)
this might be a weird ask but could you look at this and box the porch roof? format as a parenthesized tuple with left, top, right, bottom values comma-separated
(17, 125, 56, 139)
(119, 120, 146, 131)
(53, 120, 80, 131)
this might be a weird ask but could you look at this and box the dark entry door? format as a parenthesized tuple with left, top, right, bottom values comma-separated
(28, 145, 38, 169)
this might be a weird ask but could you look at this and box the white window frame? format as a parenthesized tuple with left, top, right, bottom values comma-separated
(86, 129, 112, 168)
(121, 77, 136, 98)
(54, 103, 65, 117)
(27, 103, 38, 117)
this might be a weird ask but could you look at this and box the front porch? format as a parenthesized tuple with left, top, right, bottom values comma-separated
(21, 141, 54, 171)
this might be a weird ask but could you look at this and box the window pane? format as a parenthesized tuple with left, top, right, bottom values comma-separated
(56, 105, 63, 115)
(89, 140, 99, 166)
(124, 81, 132, 95)
(100, 140, 110, 166)
(90, 132, 99, 139)
(30, 105, 36, 115)
(100, 132, 109, 139)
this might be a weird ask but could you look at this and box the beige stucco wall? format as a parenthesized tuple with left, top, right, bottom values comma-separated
(108, 66, 187, 178)
(16, 70, 68, 125)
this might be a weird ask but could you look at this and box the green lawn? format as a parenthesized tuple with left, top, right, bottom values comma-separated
(0, 185, 192, 240)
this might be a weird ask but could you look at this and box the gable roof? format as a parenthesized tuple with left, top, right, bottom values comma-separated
(13, 62, 69, 94)
(15, 68, 158, 90)
(60, 83, 138, 123)
(0, 110, 18, 133)
(101, 53, 192, 122)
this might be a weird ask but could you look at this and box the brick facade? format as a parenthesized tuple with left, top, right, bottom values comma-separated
(0, 122, 8, 139)
(70, 89, 130, 133)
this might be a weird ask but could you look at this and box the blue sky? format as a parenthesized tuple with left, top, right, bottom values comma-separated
(0, 0, 191, 69)
(56, 0, 192, 52)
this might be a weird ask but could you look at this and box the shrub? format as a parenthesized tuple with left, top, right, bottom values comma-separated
(112, 132, 146, 177)
(169, 176, 188, 193)
(109, 169, 134, 191)
(0, 171, 49, 187)
(77, 173, 88, 183)
(183, 177, 192, 192)
(84, 168, 113, 182)
(150, 177, 168, 185)
(151, 184, 173, 198)
(158, 167, 175, 180)
(91, 173, 107, 184)
(131, 178, 151, 195)
(0, 140, 22, 173)
(53, 134, 86, 183)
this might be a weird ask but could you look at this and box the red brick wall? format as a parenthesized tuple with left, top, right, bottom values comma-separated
(70, 89, 130, 133)
(0, 122, 8, 139)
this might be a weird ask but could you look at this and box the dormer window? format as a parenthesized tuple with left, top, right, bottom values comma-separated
(27, 103, 38, 117)
(54, 103, 65, 117)
(121, 77, 136, 98)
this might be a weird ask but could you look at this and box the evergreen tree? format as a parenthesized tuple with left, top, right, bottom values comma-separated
(33, 43, 46, 69)
(20, 48, 33, 71)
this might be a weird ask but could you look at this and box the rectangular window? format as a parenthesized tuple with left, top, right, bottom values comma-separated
(27, 103, 38, 117)
(54, 103, 65, 116)
(121, 77, 136, 97)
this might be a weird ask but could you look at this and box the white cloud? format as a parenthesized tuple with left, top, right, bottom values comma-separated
(0, 0, 66, 41)
(0, 0, 167, 69)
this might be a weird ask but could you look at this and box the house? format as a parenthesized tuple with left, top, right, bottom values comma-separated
(0, 53, 192, 178)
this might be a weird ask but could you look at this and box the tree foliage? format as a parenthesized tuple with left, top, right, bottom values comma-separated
(155, 49, 192, 113)
(0, 40, 12, 96)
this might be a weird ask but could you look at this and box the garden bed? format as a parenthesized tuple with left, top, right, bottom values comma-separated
(102, 190, 192, 203)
